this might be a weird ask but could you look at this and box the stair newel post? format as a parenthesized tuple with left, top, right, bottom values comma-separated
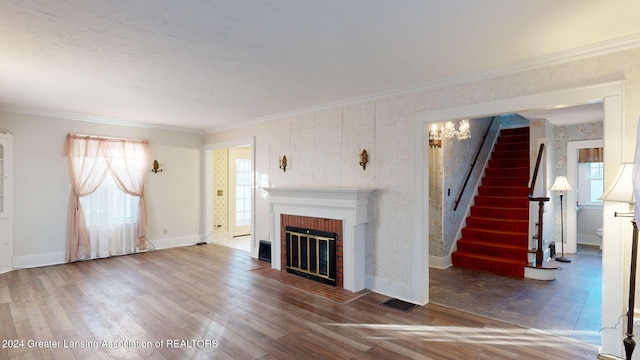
(535, 199, 545, 266)
(530, 143, 550, 267)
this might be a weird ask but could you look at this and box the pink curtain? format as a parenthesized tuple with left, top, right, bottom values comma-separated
(64, 134, 150, 262)
(104, 139, 149, 249)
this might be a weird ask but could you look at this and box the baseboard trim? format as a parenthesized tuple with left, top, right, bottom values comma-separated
(429, 255, 453, 270)
(365, 275, 415, 304)
(147, 235, 201, 250)
(12, 235, 202, 270)
(13, 251, 65, 269)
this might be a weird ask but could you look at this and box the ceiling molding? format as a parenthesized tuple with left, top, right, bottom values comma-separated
(206, 33, 640, 134)
(0, 106, 204, 136)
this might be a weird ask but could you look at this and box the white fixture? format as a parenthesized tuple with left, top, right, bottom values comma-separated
(262, 187, 374, 292)
(598, 162, 636, 358)
(0, 132, 13, 274)
(550, 175, 573, 263)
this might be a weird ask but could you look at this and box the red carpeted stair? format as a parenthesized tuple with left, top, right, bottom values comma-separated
(451, 127, 530, 277)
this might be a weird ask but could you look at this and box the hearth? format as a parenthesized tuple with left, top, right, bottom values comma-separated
(285, 226, 336, 286)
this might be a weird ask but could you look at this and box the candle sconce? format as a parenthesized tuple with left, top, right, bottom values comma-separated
(359, 149, 368, 170)
(152, 160, 163, 173)
(279, 155, 287, 172)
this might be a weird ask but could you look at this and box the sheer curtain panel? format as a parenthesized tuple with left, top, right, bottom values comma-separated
(64, 134, 150, 262)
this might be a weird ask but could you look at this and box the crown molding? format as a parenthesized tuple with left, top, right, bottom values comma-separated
(205, 33, 640, 134)
(0, 106, 204, 136)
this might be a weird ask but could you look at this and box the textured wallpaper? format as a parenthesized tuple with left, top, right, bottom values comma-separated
(554, 122, 604, 176)
(213, 148, 229, 234)
(439, 116, 498, 257)
(427, 134, 443, 255)
(204, 47, 640, 299)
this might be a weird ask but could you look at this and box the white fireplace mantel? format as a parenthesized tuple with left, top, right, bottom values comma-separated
(262, 187, 374, 292)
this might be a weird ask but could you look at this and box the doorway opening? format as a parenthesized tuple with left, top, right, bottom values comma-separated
(203, 139, 256, 256)
(429, 104, 605, 345)
(567, 139, 604, 254)
(414, 82, 625, 353)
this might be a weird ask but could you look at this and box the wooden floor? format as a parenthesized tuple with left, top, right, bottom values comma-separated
(0, 243, 599, 359)
(431, 244, 603, 346)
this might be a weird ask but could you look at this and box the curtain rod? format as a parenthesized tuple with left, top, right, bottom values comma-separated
(67, 133, 148, 143)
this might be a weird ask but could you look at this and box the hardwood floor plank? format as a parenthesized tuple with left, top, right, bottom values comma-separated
(0, 244, 600, 359)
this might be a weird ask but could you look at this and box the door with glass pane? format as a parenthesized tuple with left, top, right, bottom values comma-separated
(229, 147, 251, 237)
(0, 133, 13, 273)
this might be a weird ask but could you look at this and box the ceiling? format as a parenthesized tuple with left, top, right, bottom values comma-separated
(1, 1, 638, 132)
(518, 102, 603, 126)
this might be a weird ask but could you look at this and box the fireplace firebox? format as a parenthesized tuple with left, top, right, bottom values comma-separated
(285, 226, 337, 286)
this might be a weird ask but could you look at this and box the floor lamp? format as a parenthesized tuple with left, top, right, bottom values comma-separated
(599, 163, 636, 360)
(551, 175, 572, 263)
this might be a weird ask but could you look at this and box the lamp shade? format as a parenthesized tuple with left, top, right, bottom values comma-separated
(598, 163, 635, 204)
(550, 176, 572, 192)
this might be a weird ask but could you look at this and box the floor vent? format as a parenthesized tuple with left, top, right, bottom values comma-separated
(381, 298, 418, 312)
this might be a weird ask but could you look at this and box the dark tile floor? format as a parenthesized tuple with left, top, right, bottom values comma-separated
(430, 244, 602, 345)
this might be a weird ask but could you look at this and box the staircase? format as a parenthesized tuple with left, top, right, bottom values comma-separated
(451, 127, 530, 277)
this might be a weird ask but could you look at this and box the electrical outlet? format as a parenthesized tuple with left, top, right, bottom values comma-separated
(217, 190, 223, 196)
(163, 228, 168, 235)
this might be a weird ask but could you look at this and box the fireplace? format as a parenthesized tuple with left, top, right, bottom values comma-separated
(263, 187, 374, 292)
(285, 226, 336, 286)
(281, 215, 344, 287)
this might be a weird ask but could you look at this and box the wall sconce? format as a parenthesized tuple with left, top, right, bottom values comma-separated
(152, 160, 163, 173)
(429, 119, 471, 148)
(359, 149, 368, 170)
(279, 155, 287, 172)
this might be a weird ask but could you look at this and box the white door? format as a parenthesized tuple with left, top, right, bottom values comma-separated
(0, 133, 13, 274)
(229, 147, 251, 237)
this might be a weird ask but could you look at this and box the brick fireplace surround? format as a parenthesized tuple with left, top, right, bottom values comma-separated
(280, 215, 344, 288)
(262, 187, 374, 293)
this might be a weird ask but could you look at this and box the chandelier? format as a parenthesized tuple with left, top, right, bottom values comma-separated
(429, 119, 471, 148)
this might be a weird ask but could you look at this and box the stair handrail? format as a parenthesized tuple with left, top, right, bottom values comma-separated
(529, 143, 545, 198)
(453, 116, 496, 211)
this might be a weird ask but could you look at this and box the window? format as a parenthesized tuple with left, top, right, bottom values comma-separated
(80, 173, 141, 258)
(578, 162, 603, 205)
(81, 174, 140, 226)
(65, 134, 149, 262)
(235, 158, 251, 226)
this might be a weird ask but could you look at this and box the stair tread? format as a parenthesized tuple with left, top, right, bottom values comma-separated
(473, 205, 527, 210)
(483, 176, 529, 179)
(467, 216, 528, 223)
(453, 252, 528, 264)
(525, 262, 559, 270)
(495, 141, 528, 145)
(457, 239, 529, 249)
(464, 227, 528, 235)
(475, 195, 528, 200)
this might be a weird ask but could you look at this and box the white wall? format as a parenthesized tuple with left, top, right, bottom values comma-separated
(0, 112, 202, 267)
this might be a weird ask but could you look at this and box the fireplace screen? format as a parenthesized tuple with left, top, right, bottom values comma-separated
(285, 226, 336, 286)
